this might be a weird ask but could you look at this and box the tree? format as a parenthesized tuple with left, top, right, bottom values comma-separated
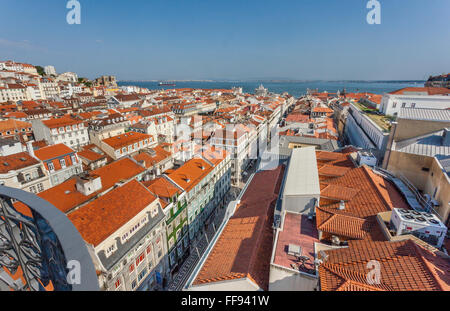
(36, 66, 45, 76)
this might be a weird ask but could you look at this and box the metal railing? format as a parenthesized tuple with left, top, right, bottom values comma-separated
(0, 186, 99, 291)
(373, 167, 439, 216)
(396, 172, 436, 214)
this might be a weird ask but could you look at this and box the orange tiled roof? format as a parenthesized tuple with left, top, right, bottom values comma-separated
(132, 145, 171, 168)
(0, 152, 39, 174)
(102, 131, 152, 149)
(146, 177, 181, 200)
(192, 166, 285, 290)
(315, 149, 410, 242)
(167, 158, 213, 193)
(319, 239, 450, 291)
(313, 107, 334, 113)
(318, 166, 405, 218)
(77, 144, 107, 162)
(34, 143, 75, 161)
(37, 157, 146, 213)
(0, 119, 31, 132)
(42, 117, 84, 129)
(389, 87, 450, 96)
(68, 179, 157, 246)
(316, 206, 384, 241)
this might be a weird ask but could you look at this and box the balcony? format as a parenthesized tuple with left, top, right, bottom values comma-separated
(0, 186, 99, 291)
(17, 168, 47, 185)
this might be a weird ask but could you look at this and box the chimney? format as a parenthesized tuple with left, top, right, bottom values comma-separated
(338, 200, 345, 210)
(76, 174, 102, 196)
(26, 141, 36, 159)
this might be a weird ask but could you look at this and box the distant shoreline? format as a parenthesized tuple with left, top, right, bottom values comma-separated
(119, 79, 426, 84)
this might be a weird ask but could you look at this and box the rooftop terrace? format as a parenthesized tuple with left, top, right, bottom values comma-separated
(352, 101, 393, 132)
(273, 213, 318, 274)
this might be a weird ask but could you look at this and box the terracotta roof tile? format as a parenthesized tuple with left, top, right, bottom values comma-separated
(0, 152, 39, 173)
(38, 157, 145, 213)
(68, 180, 157, 246)
(34, 143, 75, 161)
(102, 131, 153, 150)
(193, 166, 285, 290)
(319, 240, 450, 291)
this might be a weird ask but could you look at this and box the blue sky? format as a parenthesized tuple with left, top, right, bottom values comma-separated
(0, 0, 449, 80)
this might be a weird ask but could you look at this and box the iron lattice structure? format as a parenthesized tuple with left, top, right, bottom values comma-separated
(0, 186, 99, 291)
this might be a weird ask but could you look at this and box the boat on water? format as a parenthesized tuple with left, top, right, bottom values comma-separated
(158, 81, 176, 86)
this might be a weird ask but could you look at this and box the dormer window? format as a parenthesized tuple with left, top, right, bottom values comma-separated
(106, 243, 116, 257)
(151, 206, 158, 218)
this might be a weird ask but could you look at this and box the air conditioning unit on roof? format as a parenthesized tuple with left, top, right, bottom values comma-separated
(390, 208, 447, 248)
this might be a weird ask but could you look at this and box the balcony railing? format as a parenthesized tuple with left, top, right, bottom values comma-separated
(17, 169, 46, 185)
(0, 186, 99, 291)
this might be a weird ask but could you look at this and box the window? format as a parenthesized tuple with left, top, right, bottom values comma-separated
(411, 103, 416, 108)
(129, 263, 135, 273)
(401, 103, 406, 108)
(136, 252, 145, 267)
(37, 183, 44, 192)
(60, 158, 66, 168)
(138, 268, 148, 282)
(114, 278, 121, 289)
(131, 279, 137, 289)
(146, 245, 152, 255)
(392, 102, 397, 108)
(106, 244, 115, 255)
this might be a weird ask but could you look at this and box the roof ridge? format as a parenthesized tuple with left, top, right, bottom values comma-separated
(322, 263, 393, 291)
(316, 205, 363, 220)
(409, 241, 447, 291)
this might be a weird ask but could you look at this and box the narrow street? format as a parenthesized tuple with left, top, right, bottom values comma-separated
(166, 191, 235, 291)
